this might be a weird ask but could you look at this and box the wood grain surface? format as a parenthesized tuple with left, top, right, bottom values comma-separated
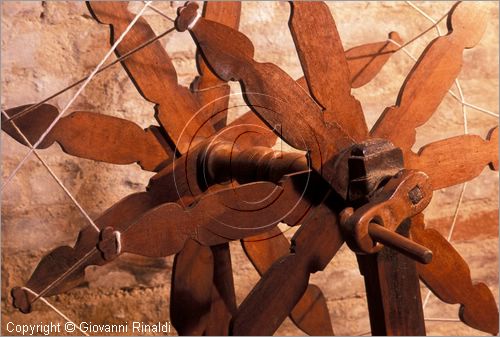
(371, 2, 488, 151)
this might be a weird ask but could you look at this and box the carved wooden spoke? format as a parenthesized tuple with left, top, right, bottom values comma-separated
(3, 1, 498, 336)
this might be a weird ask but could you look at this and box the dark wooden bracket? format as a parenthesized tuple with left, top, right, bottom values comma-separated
(345, 139, 426, 335)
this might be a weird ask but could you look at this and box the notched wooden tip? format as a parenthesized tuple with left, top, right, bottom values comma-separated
(459, 282, 499, 335)
(175, 2, 199, 32)
(487, 126, 498, 171)
(412, 214, 499, 335)
(448, 1, 488, 48)
(11, 287, 32, 314)
(388, 31, 403, 45)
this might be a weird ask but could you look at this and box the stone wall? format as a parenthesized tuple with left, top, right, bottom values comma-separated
(1, 1, 498, 336)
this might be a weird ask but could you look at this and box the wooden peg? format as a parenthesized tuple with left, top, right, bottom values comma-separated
(342, 170, 433, 254)
(11, 192, 160, 313)
(339, 205, 433, 266)
(368, 222, 432, 264)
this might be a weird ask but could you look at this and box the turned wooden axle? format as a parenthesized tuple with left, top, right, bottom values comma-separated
(200, 142, 309, 186)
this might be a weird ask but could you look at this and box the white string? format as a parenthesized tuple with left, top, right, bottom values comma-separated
(114, 231, 122, 255)
(3, 1, 152, 327)
(22, 287, 90, 336)
(408, 0, 498, 118)
(461, 101, 499, 118)
(386, 37, 499, 118)
(188, 11, 202, 31)
(0, 109, 100, 232)
(425, 317, 462, 322)
(1, 1, 153, 192)
(447, 183, 468, 240)
(422, 287, 432, 311)
(405, 1, 443, 35)
(146, 2, 175, 22)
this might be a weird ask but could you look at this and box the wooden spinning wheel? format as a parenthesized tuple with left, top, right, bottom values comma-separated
(2, 1, 498, 336)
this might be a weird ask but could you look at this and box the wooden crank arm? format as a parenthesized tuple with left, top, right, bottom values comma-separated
(410, 214, 499, 335)
(289, 1, 368, 142)
(232, 194, 343, 335)
(11, 192, 159, 314)
(87, 1, 215, 153)
(341, 170, 433, 255)
(371, 1, 488, 151)
(405, 126, 498, 190)
(2, 104, 172, 172)
(242, 228, 334, 335)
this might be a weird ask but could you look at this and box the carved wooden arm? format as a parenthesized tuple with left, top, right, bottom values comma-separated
(2, 104, 172, 172)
